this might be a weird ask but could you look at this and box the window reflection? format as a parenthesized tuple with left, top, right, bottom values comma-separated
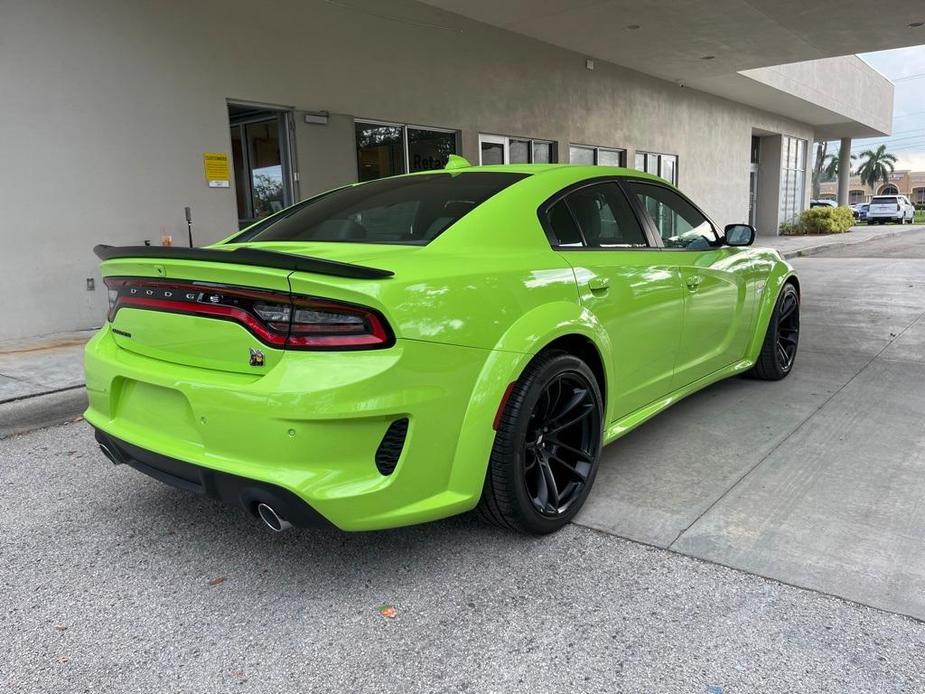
(630, 182, 715, 249)
(480, 141, 504, 165)
(356, 124, 405, 182)
(408, 128, 456, 172)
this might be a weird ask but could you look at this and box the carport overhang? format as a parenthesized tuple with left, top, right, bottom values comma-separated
(420, 0, 925, 139)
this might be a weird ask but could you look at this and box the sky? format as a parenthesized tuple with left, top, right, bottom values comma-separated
(850, 45, 925, 172)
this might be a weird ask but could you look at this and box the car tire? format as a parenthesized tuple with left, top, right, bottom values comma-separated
(477, 350, 603, 534)
(746, 283, 800, 381)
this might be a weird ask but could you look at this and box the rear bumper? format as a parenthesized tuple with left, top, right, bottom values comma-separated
(94, 427, 332, 527)
(84, 325, 512, 530)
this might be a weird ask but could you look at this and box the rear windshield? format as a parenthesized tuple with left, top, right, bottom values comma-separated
(231, 172, 528, 245)
(871, 196, 899, 204)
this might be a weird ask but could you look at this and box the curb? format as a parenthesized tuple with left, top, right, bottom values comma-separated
(780, 227, 911, 259)
(0, 387, 88, 439)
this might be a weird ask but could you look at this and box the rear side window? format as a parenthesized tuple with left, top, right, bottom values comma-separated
(566, 183, 647, 247)
(546, 182, 648, 248)
(547, 200, 584, 247)
(232, 172, 528, 245)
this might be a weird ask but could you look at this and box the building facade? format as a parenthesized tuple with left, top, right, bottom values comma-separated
(3, 0, 921, 340)
(820, 171, 925, 204)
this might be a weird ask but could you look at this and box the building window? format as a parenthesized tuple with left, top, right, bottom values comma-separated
(779, 136, 807, 223)
(569, 144, 625, 167)
(479, 134, 556, 164)
(849, 190, 866, 205)
(634, 151, 679, 186)
(750, 136, 761, 165)
(913, 188, 925, 204)
(878, 184, 899, 195)
(408, 127, 456, 173)
(356, 121, 458, 182)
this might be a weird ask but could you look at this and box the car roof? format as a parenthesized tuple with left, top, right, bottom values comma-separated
(439, 163, 669, 184)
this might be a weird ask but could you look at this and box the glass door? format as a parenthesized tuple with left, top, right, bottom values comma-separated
(229, 106, 295, 228)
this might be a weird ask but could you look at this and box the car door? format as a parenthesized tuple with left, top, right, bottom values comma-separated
(541, 180, 685, 421)
(624, 180, 755, 390)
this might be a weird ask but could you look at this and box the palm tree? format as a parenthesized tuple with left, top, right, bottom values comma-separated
(812, 141, 828, 198)
(856, 144, 897, 189)
(821, 151, 856, 181)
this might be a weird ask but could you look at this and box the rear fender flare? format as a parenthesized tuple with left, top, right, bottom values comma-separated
(446, 301, 613, 503)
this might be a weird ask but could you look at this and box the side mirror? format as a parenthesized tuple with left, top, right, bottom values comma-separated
(724, 223, 755, 247)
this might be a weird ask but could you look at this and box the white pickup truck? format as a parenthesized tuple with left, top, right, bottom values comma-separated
(867, 195, 916, 225)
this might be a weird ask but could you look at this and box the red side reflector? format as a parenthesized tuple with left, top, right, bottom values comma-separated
(493, 382, 517, 431)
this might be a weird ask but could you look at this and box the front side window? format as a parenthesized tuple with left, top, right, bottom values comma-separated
(629, 182, 716, 249)
(233, 172, 527, 245)
(547, 183, 647, 248)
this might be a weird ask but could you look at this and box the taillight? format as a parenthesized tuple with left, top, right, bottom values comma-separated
(104, 277, 392, 350)
(287, 297, 389, 348)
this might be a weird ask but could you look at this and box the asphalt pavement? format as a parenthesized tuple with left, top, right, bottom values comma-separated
(2, 231, 925, 692)
(2, 424, 924, 693)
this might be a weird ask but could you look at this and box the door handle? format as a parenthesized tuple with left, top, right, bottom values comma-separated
(588, 276, 610, 293)
(686, 274, 704, 291)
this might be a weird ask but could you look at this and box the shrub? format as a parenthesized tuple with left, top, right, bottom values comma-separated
(796, 206, 855, 234)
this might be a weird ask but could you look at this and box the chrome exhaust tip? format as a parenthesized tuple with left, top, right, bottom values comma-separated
(256, 503, 292, 532)
(99, 443, 120, 465)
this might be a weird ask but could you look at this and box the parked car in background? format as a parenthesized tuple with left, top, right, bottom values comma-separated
(867, 195, 915, 224)
(855, 203, 869, 222)
(810, 199, 838, 209)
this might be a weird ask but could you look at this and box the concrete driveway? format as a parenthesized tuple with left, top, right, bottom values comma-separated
(578, 228, 925, 620)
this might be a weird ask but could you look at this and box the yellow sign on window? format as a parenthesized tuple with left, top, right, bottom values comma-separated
(203, 152, 230, 188)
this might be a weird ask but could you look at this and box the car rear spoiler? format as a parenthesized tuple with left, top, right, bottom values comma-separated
(93, 245, 394, 280)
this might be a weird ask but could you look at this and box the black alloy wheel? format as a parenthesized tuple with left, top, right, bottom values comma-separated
(746, 282, 800, 381)
(523, 372, 599, 517)
(478, 351, 603, 534)
(774, 286, 800, 372)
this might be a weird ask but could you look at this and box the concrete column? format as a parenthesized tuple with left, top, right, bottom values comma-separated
(837, 137, 852, 206)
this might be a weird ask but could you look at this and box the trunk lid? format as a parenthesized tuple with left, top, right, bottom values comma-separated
(98, 243, 409, 375)
(102, 257, 294, 375)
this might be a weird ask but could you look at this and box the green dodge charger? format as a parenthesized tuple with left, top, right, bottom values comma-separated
(85, 157, 799, 534)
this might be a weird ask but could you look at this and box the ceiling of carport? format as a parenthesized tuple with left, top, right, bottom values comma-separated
(419, 0, 925, 83)
(419, 0, 925, 136)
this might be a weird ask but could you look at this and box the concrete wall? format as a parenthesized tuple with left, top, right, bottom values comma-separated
(0, 0, 815, 340)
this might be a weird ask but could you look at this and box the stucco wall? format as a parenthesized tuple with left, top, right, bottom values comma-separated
(0, 0, 815, 339)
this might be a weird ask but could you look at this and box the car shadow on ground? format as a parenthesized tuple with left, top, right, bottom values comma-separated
(113, 375, 753, 590)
